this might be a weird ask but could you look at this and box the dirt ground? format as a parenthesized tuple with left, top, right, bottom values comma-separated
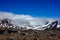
(0, 29, 60, 40)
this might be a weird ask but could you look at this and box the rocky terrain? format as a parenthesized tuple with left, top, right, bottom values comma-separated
(0, 18, 60, 40)
(0, 29, 60, 40)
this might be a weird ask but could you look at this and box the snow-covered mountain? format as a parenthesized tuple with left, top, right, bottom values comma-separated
(18, 20, 60, 30)
(0, 18, 60, 30)
(14, 21, 60, 30)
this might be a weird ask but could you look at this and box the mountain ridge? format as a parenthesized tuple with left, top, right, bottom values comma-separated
(0, 18, 60, 30)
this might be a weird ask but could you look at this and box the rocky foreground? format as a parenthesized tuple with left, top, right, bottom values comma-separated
(0, 29, 60, 40)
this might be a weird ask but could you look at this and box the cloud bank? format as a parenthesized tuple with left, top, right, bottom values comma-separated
(0, 12, 59, 28)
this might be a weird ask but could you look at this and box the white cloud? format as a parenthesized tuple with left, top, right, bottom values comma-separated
(0, 12, 15, 20)
(0, 12, 59, 28)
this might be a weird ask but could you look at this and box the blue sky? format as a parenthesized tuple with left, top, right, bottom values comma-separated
(0, 0, 60, 18)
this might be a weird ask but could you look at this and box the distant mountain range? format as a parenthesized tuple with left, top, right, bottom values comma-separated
(0, 18, 60, 30)
(16, 20, 60, 30)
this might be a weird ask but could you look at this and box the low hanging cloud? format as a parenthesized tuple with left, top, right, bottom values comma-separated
(0, 12, 59, 27)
